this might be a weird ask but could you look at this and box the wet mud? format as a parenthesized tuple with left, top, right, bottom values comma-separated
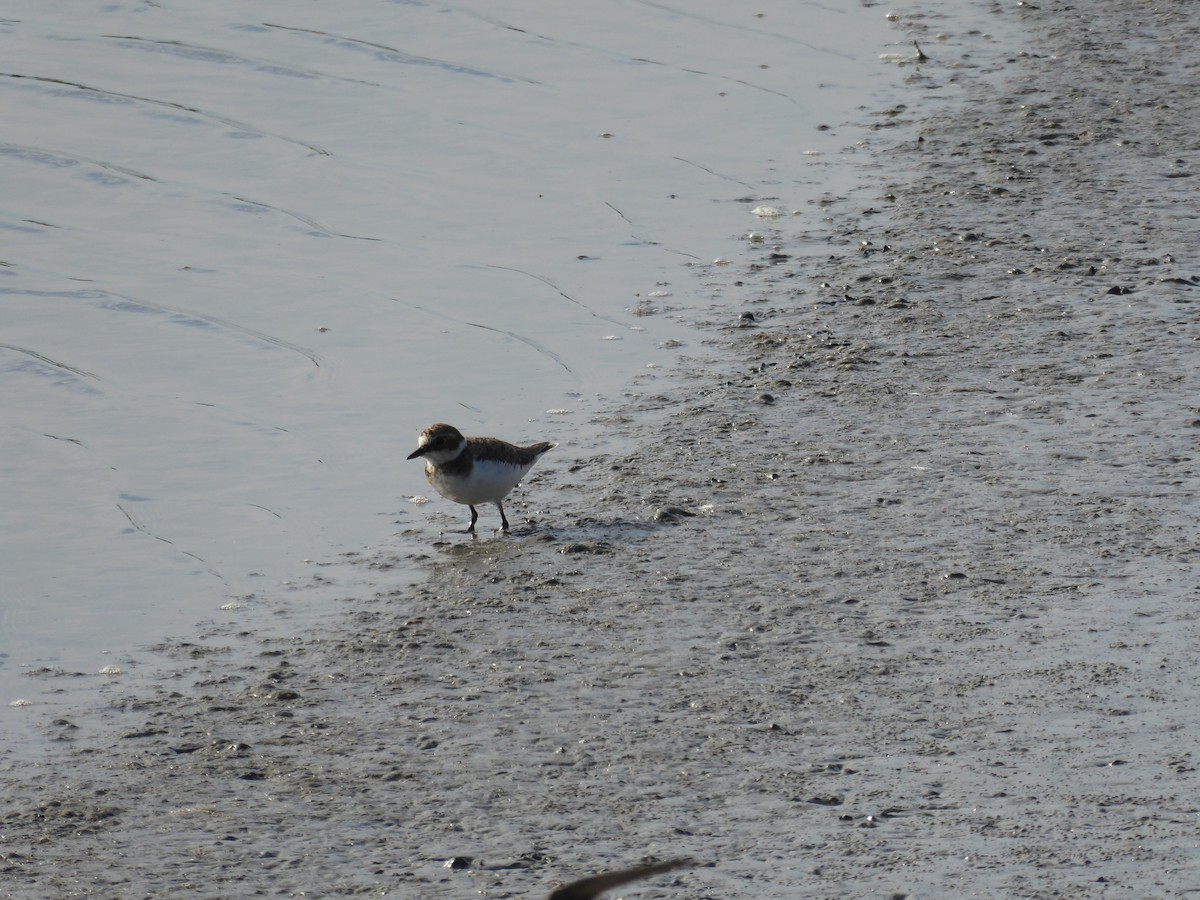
(4, 1, 1200, 897)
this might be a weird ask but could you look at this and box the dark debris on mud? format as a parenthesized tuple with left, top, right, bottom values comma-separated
(4, 1, 1200, 898)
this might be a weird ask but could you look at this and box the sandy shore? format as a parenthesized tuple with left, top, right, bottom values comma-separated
(4, 1, 1199, 897)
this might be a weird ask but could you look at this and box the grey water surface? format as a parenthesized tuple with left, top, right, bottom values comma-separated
(1, 0, 892, 721)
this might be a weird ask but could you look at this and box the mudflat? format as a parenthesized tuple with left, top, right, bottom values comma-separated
(4, 1, 1198, 897)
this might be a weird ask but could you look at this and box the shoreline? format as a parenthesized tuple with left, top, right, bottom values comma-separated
(4, 2, 1199, 897)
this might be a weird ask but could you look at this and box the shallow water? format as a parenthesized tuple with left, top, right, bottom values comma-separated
(1, 0, 895, 720)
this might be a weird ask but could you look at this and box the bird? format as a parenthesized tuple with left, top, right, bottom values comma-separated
(407, 422, 555, 534)
(546, 858, 694, 900)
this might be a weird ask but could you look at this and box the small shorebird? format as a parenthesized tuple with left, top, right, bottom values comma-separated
(407, 422, 555, 534)
(547, 858, 694, 900)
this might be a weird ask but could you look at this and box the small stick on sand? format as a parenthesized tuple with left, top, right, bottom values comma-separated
(547, 858, 695, 900)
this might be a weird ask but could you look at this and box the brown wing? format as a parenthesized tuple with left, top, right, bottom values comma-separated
(468, 437, 553, 466)
(547, 858, 693, 900)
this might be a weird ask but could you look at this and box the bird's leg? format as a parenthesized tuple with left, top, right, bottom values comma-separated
(497, 502, 510, 533)
(466, 505, 479, 533)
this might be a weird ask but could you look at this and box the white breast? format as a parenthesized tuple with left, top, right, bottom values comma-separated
(428, 458, 534, 506)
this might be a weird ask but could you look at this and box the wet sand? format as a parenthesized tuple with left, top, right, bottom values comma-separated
(4, 1, 1199, 897)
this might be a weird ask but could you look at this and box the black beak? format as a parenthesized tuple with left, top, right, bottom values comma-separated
(406, 447, 424, 460)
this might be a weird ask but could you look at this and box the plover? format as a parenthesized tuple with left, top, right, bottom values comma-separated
(407, 422, 555, 534)
(547, 858, 694, 900)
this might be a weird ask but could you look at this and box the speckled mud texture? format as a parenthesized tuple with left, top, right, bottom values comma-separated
(5, 2, 1200, 898)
